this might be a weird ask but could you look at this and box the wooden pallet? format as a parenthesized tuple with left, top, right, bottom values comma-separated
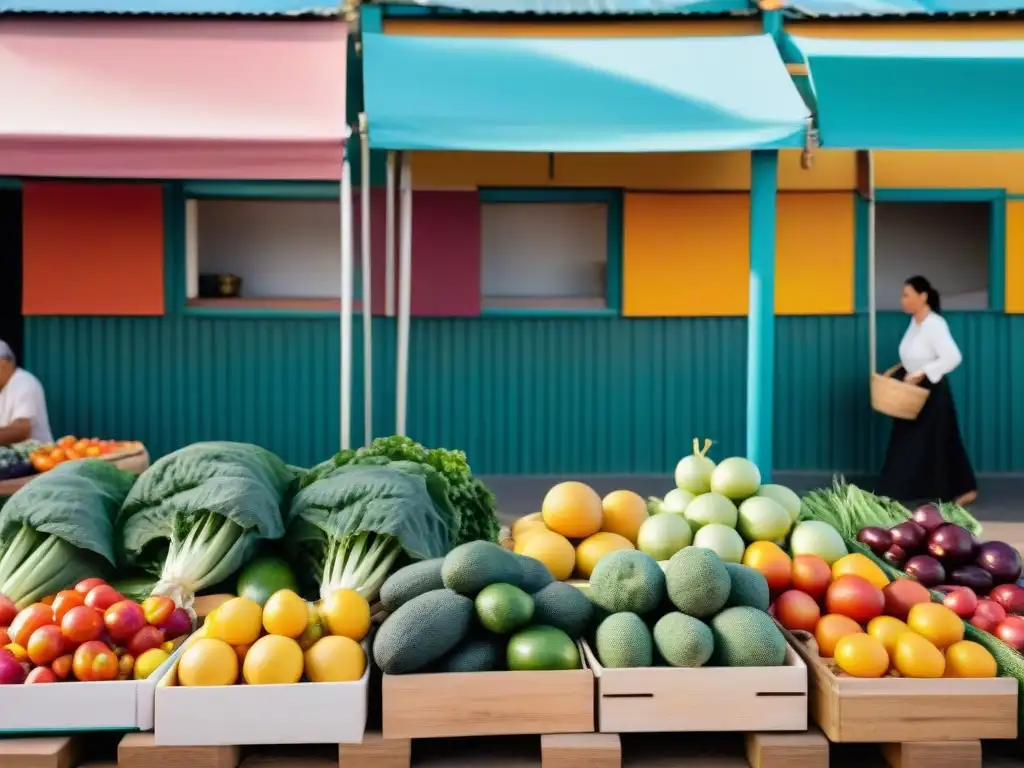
(0, 733, 123, 768)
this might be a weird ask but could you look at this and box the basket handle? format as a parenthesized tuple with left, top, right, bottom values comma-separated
(881, 364, 901, 379)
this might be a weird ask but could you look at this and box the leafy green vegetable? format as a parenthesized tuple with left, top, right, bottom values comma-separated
(286, 463, 458, 602)
(116, 442, 294, 609)
(0, 460, 133, 608)
(305, 435, 500, 546)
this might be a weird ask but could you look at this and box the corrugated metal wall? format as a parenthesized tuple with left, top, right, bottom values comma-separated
(25, 313, 1024, 474)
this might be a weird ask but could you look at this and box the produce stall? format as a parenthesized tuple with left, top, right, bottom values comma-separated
(2, 435, 1024, 768)
(0, 437, 149, 498)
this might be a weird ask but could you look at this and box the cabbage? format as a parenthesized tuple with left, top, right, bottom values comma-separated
(0, 460, 132, 608)
(116, 442, 293, 611)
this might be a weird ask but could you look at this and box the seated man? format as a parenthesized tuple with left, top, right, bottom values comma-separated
(0, 340, 53, 446)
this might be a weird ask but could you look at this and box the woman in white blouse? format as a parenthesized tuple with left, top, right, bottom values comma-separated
(876, 276, 977, 506)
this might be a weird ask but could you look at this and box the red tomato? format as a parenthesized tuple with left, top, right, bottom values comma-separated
(0, 628, 10, 647)
(51, 654, 73, 680)
(74, 578, 107, 596)
(774, 590, 822, 633)
(72, 641, 119, 682)
(0, 596, 17, 627)
(826, 575, 885, 624)
(25, 667, 57, 684)
(882, 579, 932, 622)
(126, 626, 165, 658)
(972, 600, 1007, 633)
(996, 616, 1024, 652)
(8, 604, 55, 648)
(141, 596, 175, 627)
(104, 601, 146, 644)
(27, 624, 66, 666)
(51, 590, 85, 623)
(791, 555, 832, 601)
(943, 587, 979, 620)
(61, 605, 104, 645)
(84, 585, 123, 613)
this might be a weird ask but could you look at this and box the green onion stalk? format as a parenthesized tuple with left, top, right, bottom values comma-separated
(320, 531, 402, 602)
(0, 524, 107, 609)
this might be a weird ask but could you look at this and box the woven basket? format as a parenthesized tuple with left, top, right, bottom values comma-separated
(871, 365, 929, 420)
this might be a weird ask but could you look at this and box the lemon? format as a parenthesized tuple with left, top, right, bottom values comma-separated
(304, 636, 366, 683)
(319, 589, 371, 641)
(262, 589, 310, 639)
(177, 639, 238, 687)
(242, 635, 304, 685)
(205, 597, 263, 646)
(134, 648, 170, 680)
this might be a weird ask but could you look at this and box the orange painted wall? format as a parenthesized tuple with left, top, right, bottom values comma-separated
(623, 193, 749, 317)
(623, 192, 855, 317)
(787, 18, 1024, 41)
(1007, 201, 1024, 314)
(411, 150, 856, 192)
(775, 193, 855, 315)
(22, 182, 165, 316)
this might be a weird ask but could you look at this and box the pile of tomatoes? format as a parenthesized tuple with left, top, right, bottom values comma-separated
(0, 578, 192, 685)
(30, 436, 136, 474)
(769, 552, 999, 679)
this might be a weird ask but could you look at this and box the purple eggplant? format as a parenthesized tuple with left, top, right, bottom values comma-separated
(905, 555, 946, 587)
(890, 521, 927, 554)
(857, 526, 893, 556)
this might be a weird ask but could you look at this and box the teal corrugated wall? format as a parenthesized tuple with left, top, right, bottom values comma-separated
(24, 313, 1024, 474)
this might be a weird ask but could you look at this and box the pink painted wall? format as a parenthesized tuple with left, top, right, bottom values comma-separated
(408, 191, 482, 317)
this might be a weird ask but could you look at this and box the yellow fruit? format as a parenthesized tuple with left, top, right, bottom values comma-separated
(867, 615, 909, 659)
(178, 638, 239, 687)
(297, 603, 325, 651)
(907, 603, 964, 650)
(600, 490, 649, 545)
(945, 640, 997, 678)
(541, 481, 603, 539)
(512, 512, 548, 540)
(304, 635, 366, 683)
(831, 553, 889, 590)
(894, 632, 945, 678)
(262, 589, 310, 639)
(205, 596, 262, 646)
(833, 633, 890, 678)
(514, 529, 576, 581)
(243, 635, 304, 685)
(575, 532, 635, 579)
(319, 589, 371, 641)
(134, 648, 170, 680)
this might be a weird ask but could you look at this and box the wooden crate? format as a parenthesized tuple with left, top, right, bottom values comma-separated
(787, 630, 1018, 744)
(582, 640, 808, 733)
(380, 644, 594, 740)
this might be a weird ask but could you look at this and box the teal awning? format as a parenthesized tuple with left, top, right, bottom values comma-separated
(363, 33, 810, 152)
(793, 36, 1024, 150)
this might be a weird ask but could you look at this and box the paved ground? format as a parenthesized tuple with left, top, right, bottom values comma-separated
(481, 472, 1024, 527)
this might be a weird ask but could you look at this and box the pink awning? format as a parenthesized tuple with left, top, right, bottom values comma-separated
(0, 19, 348, 180)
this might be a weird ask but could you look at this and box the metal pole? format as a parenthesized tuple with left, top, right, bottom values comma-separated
(396, 152, 413, 436)
(340, 147, 354, 451)
(385, 151, 396, 317)
(867, 150, 877, 376)
(359, 114, 373, 446)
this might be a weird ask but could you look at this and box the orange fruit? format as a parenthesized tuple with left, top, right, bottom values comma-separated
(906, 603, 964, 650)
(894, 632, 945, 678)
(511, 512, 548, 541)
(814, 614, 863, 658)
(867, 616, 909, 659)
(831, 553, 889, 590)
(599, 490, 649, 545)
(742, 541, 792, 591)
(944, 640, 997, 678)
(575, 532, 634, 579)
(514, 529, 576, 581)
(834, 633, 890, 678)
(541, 482, 603, 539)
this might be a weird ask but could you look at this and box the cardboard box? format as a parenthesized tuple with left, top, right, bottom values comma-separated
(583, 639, 808, 733)
(154, 639, 369, 746)
(0, 651, 178, 733)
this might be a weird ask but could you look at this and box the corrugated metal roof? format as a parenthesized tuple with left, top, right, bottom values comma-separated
(0, 0, 340, 15)
(376, 0, 755, 16)
(784, 0, 1024, 17)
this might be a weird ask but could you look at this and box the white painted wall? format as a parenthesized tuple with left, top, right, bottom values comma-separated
(875, 202, 989, 311)
(481, 202, 607, 300)
(197, 199, 352, 299)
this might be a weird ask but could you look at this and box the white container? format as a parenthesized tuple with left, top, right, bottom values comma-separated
(0, 651, 178, 733)
(154, 639, 369, 746)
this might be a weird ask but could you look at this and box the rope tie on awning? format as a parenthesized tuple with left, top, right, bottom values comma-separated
(801, 118, 819, 170)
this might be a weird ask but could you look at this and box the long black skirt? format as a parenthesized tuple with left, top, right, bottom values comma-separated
(875, 368, 977, 504)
